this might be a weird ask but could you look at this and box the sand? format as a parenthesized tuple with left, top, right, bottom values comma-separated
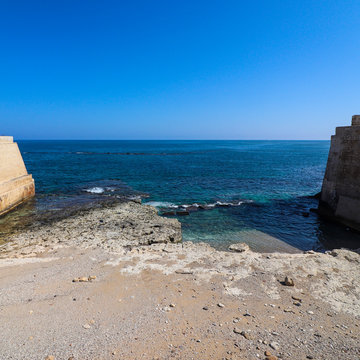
(0, 201, 359, 360)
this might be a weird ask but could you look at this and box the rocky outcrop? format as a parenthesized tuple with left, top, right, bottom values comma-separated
(0, 201, 182, 256)
(0, 136, 35, 216)
(319, 115, 360, 231)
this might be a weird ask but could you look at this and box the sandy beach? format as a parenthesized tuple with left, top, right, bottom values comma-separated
(0, 201, 359, 360)
(0, 202, 360, 360)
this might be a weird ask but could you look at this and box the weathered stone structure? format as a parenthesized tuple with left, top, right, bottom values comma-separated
(319, 115, 360, 230)
(0, 136, 35, 215)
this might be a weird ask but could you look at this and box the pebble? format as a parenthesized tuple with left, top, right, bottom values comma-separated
(233, 328, 251, 340)
(218, 303, 225, 308)
(202, 306, 209, 310)
(284, 309, 295, 313)
(45, 356, 55, 360)
(241, 331, 251, 340)
(269, 341, 280, 350)
(228, 243, 250, 252)
(83, 324, 91, 329)
(266, 356, 278, 360)
(284, 276, 295, 286)
(169, 303, 176, 308)
(307, 310, 314, 315)
(233, 327, 242, 334)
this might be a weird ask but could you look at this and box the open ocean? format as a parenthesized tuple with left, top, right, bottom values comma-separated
(2, 140, 360, 252)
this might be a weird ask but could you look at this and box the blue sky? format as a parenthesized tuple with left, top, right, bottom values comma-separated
(1, 1, 359, 140)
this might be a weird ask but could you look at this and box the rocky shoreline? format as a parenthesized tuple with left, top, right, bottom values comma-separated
(0, 201, 359, 359)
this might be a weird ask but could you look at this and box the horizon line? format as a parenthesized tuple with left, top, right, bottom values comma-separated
(15, 138, 331, 141)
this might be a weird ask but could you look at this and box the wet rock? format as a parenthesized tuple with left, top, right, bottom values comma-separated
(176, 211, 190, 216)
(162, 211, 176, 216)
(186, 206, 199, 212)
(228, 243, 250, 253)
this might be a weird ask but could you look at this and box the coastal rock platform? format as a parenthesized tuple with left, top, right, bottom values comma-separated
(0, 202, 359, 359)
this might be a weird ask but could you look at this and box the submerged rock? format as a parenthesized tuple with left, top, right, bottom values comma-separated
(176, 211, 190, 216)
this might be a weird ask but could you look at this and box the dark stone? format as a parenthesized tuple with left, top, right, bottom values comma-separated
(161, 211, 176, 216)
(176, 211, 190, 216)
(215, 203, 231, 207)
(186, 206, 199, 212)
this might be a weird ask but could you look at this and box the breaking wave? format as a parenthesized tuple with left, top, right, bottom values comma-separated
(144, 199, 253, 211)
(83, 187, 105, 194)
(145, 201, 179, 208)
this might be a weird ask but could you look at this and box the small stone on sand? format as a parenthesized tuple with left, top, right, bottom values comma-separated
(284, 276, 294, 286)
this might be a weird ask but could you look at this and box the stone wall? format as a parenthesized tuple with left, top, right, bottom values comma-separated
(319, 115, 360, 230)
(0, 137, 35, 215)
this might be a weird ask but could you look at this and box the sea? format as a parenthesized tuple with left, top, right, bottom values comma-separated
(1, 140, 360, 252)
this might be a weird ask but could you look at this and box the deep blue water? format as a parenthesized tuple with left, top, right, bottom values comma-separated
(3, 140, 360, 251)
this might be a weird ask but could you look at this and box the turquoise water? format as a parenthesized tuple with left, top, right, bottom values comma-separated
(3, 140, 360, 251)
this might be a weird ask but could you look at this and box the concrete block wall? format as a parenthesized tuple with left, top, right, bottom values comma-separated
(319, 116, 360, 230)
(0, 137, 35, 215)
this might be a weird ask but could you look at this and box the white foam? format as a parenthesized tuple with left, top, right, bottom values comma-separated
(145, 201, 178, 208)
(84, 187, 105, 194)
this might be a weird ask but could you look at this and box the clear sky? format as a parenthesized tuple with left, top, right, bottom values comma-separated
(1, 1, 359, 140)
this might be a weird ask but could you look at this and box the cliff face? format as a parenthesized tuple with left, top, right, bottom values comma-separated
(0, 136, 35, 215)
(319, 115, 360, 229)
